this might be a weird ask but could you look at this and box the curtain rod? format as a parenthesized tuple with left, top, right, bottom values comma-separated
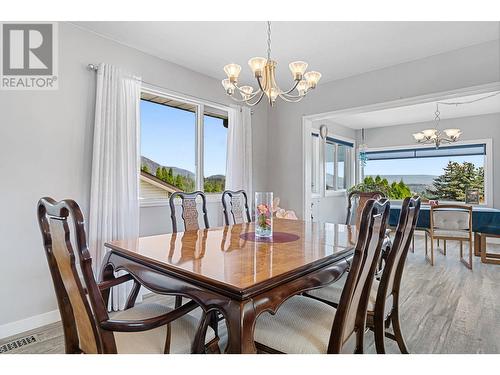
(87, 63, 254, 114)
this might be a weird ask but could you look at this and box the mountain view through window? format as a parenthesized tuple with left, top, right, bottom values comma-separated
(139, 97, 227, 200)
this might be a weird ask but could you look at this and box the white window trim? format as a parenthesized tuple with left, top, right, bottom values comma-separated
(324, 134, 356, 197)
(311, 130, 322, 199)
(139, 85, 230, 208)
(361, 138, 493, 207)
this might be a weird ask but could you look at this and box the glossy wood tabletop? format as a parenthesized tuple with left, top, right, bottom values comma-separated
(106, 219, 356, 294)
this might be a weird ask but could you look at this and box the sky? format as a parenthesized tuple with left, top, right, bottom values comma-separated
(140, 100, 227, 177)
(364, 155, 484, 176)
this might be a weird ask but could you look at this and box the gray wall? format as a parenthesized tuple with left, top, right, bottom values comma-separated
(267, 40, 500, 218)
(359, 113, 500, 208)
(0, 22, 268, 328)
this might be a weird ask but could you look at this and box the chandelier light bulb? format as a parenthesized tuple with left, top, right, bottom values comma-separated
(296, 80, 309, 96)
(239, 85, 254, 100)
(289, 61, 308, 81)
(304, 71, 322, 89)
(444, 128, 461, 139)
(422, 129, 437, 138)
(413, 132, 425, 141)
(270, 87, 279, 102)
(224, 63, 242, 83)
(221, 79, 234, 95)
(248, 57, 267, 77)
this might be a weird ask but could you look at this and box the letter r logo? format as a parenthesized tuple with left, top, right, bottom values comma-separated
(2, 23, 53, 75)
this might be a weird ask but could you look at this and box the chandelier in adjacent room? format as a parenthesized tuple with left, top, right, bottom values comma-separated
(221, 21, 322, 107)
(412, 103, 462, 148)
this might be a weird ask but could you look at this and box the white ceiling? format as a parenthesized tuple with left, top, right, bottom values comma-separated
(73, 21, 499, 86)
(330, 91, 500, 129)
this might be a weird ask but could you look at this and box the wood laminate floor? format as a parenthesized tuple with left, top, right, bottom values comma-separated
(1, 237, 499, 354)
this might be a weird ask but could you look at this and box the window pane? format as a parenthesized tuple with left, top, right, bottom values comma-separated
(325, 142, 335, 190)
(140, 99, 196, 198)
(203, 111, 227, 194)
(337, 144, 347, 190)
(364, 154, 485, 202)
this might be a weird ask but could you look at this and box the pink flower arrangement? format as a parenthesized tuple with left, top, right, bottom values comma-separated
(257, 204, 271, 230)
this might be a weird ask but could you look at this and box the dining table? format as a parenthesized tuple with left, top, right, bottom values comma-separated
(103, 218, 356, 353)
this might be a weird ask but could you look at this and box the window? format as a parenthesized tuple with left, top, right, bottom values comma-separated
(139, 91, 228, 203)
(325, 137, 353, 193)
(363, 143, 487, 203)
(309, 131, 354, 197)
(203, 107, 228, 193)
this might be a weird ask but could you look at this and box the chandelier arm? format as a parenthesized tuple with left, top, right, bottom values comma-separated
(256, 75, 266, 93)
(246, 91, 266, 107)
(277, 92, 306, 103)
(279, 90, 310, 99)
(233, 83, 262, 97)
(280, 80, 302, 95)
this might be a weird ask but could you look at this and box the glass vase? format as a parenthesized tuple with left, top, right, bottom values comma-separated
(255, 192, 273, 238)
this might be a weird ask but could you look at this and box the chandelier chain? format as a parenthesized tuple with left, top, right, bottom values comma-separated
(267, 21, 271, 60)
(437, 91, 500, 106)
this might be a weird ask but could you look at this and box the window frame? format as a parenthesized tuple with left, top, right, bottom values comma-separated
(139, 85, 230, 207)
(308, 131, 355, 198)
(324, 135, 355, 197)
(360, 138, 493, 207)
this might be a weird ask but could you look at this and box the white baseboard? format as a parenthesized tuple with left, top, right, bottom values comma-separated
(0, 309, 61, 340)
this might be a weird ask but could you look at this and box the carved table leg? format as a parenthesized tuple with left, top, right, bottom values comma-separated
(222, 299, 258, 354)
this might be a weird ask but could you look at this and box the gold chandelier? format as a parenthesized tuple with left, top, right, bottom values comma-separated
(222, 22, 322, 107)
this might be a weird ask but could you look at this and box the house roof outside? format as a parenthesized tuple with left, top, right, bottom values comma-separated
(140, 170, 180, 197)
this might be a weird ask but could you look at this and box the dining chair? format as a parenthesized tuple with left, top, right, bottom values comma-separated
(253, 198, 390, 354)
(37, 197, 217, 354)
(306, 196, 421, 353)
(169, 191, 209, 233)
(345, 190, 385, 226)
(222, 189, 251, 225)
(346, 190, 390, 276)
(425, 204, 473, 269)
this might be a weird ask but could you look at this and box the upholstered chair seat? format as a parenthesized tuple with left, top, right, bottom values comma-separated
(432, 229, 470, 238)
(307, 275, 394, 317)
(113, 304, 215, 354)
(254, 295, 336, 354)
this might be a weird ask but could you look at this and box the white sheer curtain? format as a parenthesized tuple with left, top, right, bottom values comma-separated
(88, 63, 141, 311)
(226, 105, 253, 200)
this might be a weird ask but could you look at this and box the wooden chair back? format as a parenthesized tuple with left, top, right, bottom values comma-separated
(37, 197, 115, 354)
(222, 190, 251, 225)
(169, 191, 209, 233)
(346, 191, 385, 226)
(374, 196, 421, 317)
(328, 198, 390, 353)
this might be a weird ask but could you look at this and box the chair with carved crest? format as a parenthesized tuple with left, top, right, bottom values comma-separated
(168, 191, 218, 331)
(346, 190, 391, 276)
(169, 191, 209, 233)
(306, 196, 421, 353)
(253, 198, 390, 354)
(37, 197, 218, 354)
(222, 190, 251, 226)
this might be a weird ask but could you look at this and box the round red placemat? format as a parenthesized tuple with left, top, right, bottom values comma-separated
(239, 232, 300, 243)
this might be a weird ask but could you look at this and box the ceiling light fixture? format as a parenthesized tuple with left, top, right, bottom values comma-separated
(413, 103, 461, 148)
(222, 21, 322, 107)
